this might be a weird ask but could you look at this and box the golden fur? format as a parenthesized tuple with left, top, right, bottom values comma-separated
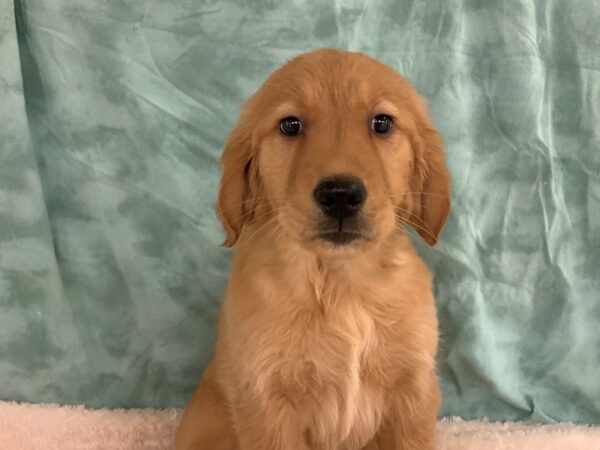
(176, 49, 451, 450)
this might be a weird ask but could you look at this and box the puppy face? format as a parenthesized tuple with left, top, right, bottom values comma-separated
(218, 49, 450, 253)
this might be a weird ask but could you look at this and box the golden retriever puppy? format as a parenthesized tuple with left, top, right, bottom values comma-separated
(176, 48, 451, 450)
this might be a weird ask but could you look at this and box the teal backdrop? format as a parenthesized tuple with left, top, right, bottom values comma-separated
(1, 0, 599, 424)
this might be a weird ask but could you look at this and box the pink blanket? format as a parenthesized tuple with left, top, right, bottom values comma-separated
(1, 401, 599, 449)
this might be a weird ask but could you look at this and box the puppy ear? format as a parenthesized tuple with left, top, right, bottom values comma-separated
(216, 118, 258, 247)
(409, 121, 451, 246)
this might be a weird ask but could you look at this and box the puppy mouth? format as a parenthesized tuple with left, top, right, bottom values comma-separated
(317, 231, 362, 245)
(314, 218, 368, 246)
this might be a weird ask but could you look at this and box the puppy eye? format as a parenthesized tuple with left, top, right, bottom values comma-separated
(370, 114, 393, 135)
(279, 116, 303, 136)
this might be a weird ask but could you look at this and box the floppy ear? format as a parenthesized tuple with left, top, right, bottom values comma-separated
(216, 118, 259, 247)
(409, 121, 451, 246)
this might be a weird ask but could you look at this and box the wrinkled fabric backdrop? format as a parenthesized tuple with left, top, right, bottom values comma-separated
(1, 0, 599, 424)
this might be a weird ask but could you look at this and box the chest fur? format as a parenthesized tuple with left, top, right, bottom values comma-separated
(223, 248, 428, 448)
(250, 298, 389, 448)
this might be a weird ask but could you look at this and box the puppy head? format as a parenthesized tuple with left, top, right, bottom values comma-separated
(217, 49, 450, 252)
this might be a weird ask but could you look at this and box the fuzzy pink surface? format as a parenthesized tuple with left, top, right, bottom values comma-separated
(1, 401, 599, 449)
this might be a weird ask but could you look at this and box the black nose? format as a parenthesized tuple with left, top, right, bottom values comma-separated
(313, 177, 367, 219)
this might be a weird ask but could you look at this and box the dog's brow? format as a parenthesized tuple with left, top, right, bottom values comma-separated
(374, 100, 399, 117)
(273, 102, 301, 118)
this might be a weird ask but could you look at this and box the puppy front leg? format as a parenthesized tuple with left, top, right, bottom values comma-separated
(233, 397, 310, 450)
(175, 363, 239, 450)
(372, 370, 440, 450)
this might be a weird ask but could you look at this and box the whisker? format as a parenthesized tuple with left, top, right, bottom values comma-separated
(244, 223, 266, 243)
(393, 212, 437, 242)
(401, 191, 450, 199)
(242, 207, 274, 224)
(216, 195, 273, 212)
(243, 216, 277, 244)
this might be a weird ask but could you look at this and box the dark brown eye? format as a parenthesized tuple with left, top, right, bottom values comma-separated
(279, 116, 303, 136)
(371, 114, 393, 134)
